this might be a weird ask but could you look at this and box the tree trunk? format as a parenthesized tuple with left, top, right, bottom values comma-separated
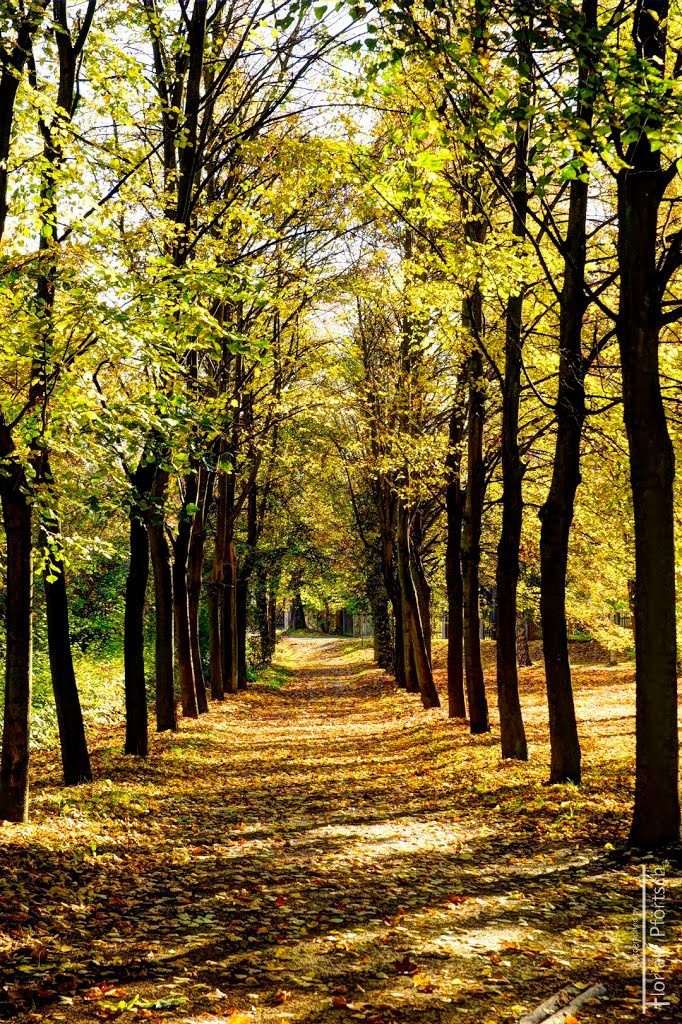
(173, 473, 199, 719)
(187, 475, 209, 713)
(370, 593, 393, 670)
(222, 535, 239, 694)
(393, 587, 407, 689)
(291, 591, 306, 630)
(0, 449, 33, 823)
(149, 469, 177, 732)
(538, 151, 594, 783)
(41, 521, 92, 785)
(446, 402, 466, 718)
(209, 469, 226, 700)
(255, 568, 269, 665)
(617, 3, 680, 846)
(396, 500, 440, 708)
(411, 529, 432, 663)
(462, 349, 489, 734)
(495, 35, 530, 760)
(516, 614, 532, 667)
(267, 589, 277, 661)
(236, 574, 249, 689)
(537, 0, 598, 784)
(496, 308, 528, 758)
(236, 479, 258, 689)
(539, 398, 584, 782)
(124, 505, 150, 756)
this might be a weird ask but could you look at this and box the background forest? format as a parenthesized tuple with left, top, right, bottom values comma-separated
(0, 0, 681, 858)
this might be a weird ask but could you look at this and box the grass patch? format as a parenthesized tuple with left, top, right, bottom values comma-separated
(257, 663, 292, 690)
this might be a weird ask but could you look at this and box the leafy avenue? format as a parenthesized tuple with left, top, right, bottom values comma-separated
(1, 2, 682, 1022)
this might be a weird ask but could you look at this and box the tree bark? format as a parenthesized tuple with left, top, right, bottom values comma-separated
(291, 590, 307, 630)
(41, 520, 92, 784)
(267, 589, 277, 661)
(539, 397, 584, 782)
(537, 221, 592, 780)
(537, 0, 597, 784)
(495, 27, 530, 760)
(411, 517, 432, 663)
(370, 592, 393, 670)
(0, 1, 95, 812)
(255, 567, 269, 665)
(222, 536, 239, 694)
(187, 468, 211, 713)
(445, 401, 466, 718)
(236, 478, 258, 689)
(393, 594, 407, 689)
(236, 574, 249, 689)
(124, 496, 150, 757)
(496, 320, 528, 758)
(149, 468, 177, 732)
(209, 469, 227, 700)
(0, 442, 33, 823)
(462, 348, 489, 734)
(173, 472, 199, 719)
(618, 0, 679, 847)
(396, 500, 440, 708)
(516, 614, 532, 667)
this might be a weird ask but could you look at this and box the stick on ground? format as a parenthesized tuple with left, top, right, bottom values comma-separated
(519, 983, 606, 1024)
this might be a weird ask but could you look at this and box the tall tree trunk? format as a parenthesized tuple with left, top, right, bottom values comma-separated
(462, 348, 489, 734)
(370, 592, 393, 670)
(236, 478, 258, 689)
(124, 501, 150, 756)
(393, 587, 407, 689)
(255, 567, 269, 665)
(222, 505, 239, 694)
(291, 590, 306, 630)
(496, 315, 528, 759)
(267, 588, 277, 662)
(397, 500, 440, 708)
(537, 0, 598, 784)
(411, 524, 432, 663)
(516, 614, 532, 667)
(149, 469, 177, 732)
(173, 473, 199, 719)
(209, 469, 226, 699)
(236, 574, 249, 689)
(41, 520, 92, 785)
(402, 618, 420, 694)
(33, 449, 91, 783)
(495, 28, 530, 760)
(445, 402, 466, 718)
(0, 2, 94, 815)
(396, 540, 420, 695)
(0, 444, 33, 823)
(539, 398, 584, 782)
(187, 470, 210, 714)
(617, 0, 679, 847)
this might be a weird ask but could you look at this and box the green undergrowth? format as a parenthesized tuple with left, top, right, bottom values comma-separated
(257, 663, 292, 690)
(0, 648, 126, 750)
(281, 627, 330, 638)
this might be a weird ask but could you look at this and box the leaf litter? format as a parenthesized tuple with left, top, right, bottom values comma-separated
(1, 637, 680, 1024)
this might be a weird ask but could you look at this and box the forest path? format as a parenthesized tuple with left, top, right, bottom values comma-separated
(1, 638, 664, 1024)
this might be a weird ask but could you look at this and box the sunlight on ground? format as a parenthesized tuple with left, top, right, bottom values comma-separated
(1, 637, 679, 1024)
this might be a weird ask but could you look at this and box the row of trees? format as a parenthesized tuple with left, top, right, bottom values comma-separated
(0, 0, 680, 849)
(0, 0, 352, 820)
(323, 0, 682, 848)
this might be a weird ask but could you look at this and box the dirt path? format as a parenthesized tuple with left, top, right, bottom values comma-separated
(0, 638, 677, 1024)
